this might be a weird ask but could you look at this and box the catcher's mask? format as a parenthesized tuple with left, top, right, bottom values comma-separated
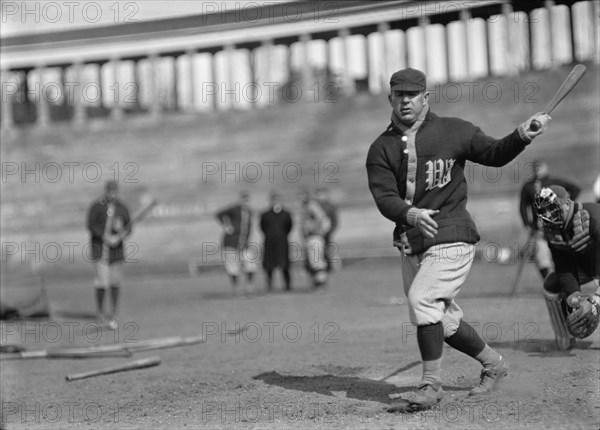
(534, 187, 566, 229)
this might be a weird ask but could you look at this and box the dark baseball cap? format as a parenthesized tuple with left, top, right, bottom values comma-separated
(390, 68, 426, 92)
(549, 185, 569, 200)
(105, 180, 118, 191)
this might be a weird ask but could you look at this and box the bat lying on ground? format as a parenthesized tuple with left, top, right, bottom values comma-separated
(0, 346, 132, 360)
(530, 64, 587, 131)
(0, 335, 205, 360)
(66, 356, 161, 381)
(124, 335, 206, 352)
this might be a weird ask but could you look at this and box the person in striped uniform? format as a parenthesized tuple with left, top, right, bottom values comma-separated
(366, 68, 551, 410)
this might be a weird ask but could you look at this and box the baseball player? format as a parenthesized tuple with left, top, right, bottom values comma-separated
(86, 180, 131, 328)
(519, 160, 580, 280)
(316, 187, 339, 272)
(534, 185, 600, 350)
(299, 190, 331, 289)
(366, 68, 551, 410)
(216, 191, 257, 294)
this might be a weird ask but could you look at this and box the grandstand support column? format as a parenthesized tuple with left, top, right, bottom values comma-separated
(484, 17, 493, 76)
(403, 29, 410, 68)
(461, 9, 471, 79)
(210, 51, 219, 112)
(377, 22, 390, 91)
(363, 34, 371, 93)
(96, 62, 105, 112)
(35, 67, 50, 127)
(445, 23, 453, 81)
(527, 10, 536, 70)
(72, 61, 86, 125)
(131, 59, 142, 112)
(172, 55, 179, 112)
(224, 43, 235, 110)
(0, 70, 14, 131)
(110, 57, 124, 120)
(247, 48, 257, 108)
(148, 53, 161, 118)
(338, 28, 354, 95)
(592, 0, 599, 64)
(568, 4, 577, 63)
(502, 3, 517, 75)
(59, 65, 68, 113)
(260, 39, 274, 83)
(299, 33, 312, 100)
(186, 49, 196, 112)
(419, 16, 430, 77)
(545, 0, 555, 67)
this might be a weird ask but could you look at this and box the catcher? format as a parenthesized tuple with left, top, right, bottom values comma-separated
(534, 185, 600, 350)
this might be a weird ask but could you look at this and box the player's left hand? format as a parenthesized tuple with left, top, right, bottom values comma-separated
(518, 112, 551, 140)
(415, 209, 439, 239)
(569, 209, 591, 252)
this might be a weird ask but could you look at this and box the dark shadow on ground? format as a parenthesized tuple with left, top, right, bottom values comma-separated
(488, 339, 594, 357)
(52, 311, 98, 320)
(254, 371, 464, 404)
(376, 361, 421, 382)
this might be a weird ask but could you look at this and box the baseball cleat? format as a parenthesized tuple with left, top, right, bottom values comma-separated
(387, 383, 443, 413)
(469, 357, 509, 396)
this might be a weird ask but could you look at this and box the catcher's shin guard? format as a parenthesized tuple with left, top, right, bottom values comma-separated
(543, 290, 573, 350)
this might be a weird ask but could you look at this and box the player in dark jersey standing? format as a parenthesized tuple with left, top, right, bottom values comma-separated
(366, 67, 551, 411)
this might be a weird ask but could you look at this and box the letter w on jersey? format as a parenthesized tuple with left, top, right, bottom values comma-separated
(425, 159, 455, 190)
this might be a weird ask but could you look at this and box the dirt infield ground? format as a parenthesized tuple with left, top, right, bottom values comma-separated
(1, 258, 599, 430)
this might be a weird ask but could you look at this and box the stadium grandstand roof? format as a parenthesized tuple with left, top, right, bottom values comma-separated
(1, 0, 581, 70)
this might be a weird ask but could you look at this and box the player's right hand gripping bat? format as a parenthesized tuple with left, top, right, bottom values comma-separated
(114, 198, 158, 241)
(530, 64, 587, 131)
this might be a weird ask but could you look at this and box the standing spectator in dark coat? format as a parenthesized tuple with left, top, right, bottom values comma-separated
(260, 191, 293, 291)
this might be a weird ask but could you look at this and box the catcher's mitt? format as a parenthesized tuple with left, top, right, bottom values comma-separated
(566, 292, 600, 339)
(569, 209, 592, 252)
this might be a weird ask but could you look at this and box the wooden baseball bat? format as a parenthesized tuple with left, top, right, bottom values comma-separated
(1, 335, 205, 360)
(530, 64, 587, 131)
(1, 345, 132, 360)
(114, 198, 158, 241)
(65, 356, 161, 381)
(125, 335, 206, 352)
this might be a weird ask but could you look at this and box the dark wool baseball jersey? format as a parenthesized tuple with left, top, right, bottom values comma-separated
(544, 202, 600, 288)
(366, 109, 530, 254)
(87, 197, 131, 263)
(216, 204, 252, 249)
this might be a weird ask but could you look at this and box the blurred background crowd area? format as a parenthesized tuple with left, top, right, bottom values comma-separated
(1, 0, 598, 277)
